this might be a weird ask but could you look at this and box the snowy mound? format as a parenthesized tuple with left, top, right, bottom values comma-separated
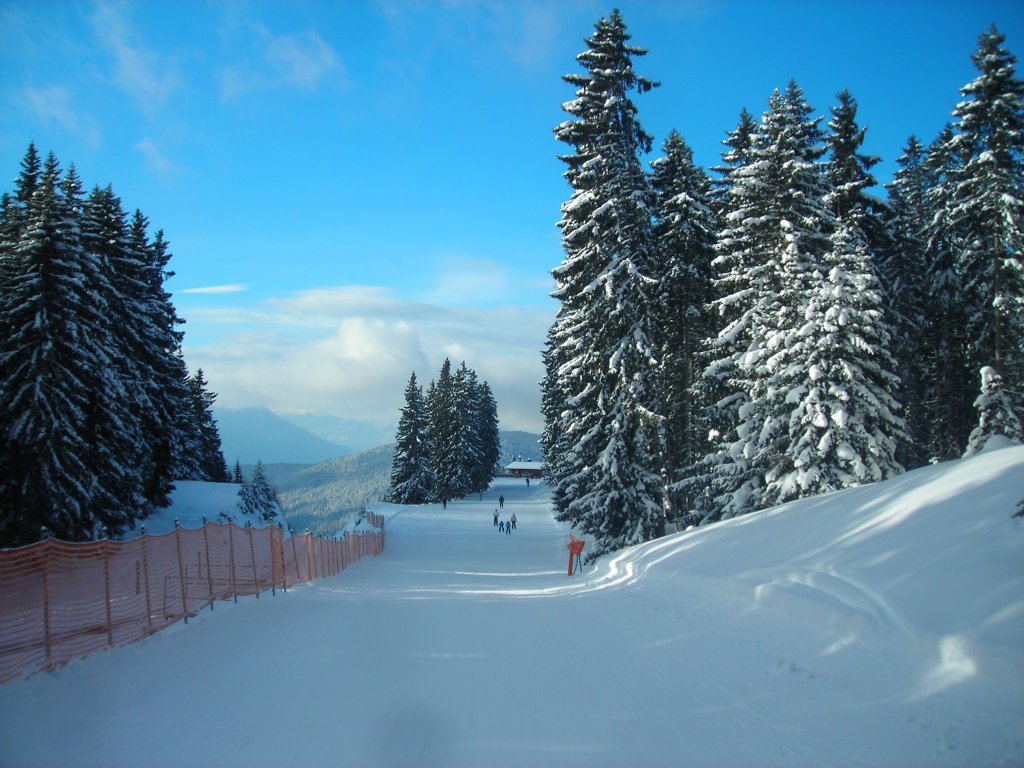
(589, 443, 1023, 656)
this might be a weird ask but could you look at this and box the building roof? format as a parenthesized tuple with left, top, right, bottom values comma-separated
(506, 461, 544, 470)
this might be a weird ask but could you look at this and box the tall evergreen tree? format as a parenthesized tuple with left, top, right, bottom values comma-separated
(186, 368, 229, 483)
(540, 325, 571, 516)
(428, 359, 471, 503)
(387, 372, 435, 504)
(825, 90, 893, 262)
(709, 108, 758, 214)
(946, 26, 1024, 421)
(545, 10, 665, 559)
(650, 129, 717, 524)
(885, 136, 932, 467)
(761, 218, 905, 504)
(0, 154, 119, 542)
(692, 82, 835, 520)
(474, 380, 501, 494)
(921, 124, 972, 460)
(80, 183, 151, 524)
(454, 362, 485, 493)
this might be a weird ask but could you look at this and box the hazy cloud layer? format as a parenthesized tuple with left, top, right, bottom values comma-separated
(181, 285, 551, 434)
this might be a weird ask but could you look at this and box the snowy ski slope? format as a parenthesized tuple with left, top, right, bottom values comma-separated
(1, 445, 1022, 767)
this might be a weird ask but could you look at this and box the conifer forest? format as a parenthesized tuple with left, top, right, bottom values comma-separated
(541, 13, 1023, 561)
(387, 359, 501, 505)
(0, 148, 229, 547)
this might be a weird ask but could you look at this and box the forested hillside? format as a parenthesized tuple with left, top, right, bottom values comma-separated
(266, 446, 393, 535)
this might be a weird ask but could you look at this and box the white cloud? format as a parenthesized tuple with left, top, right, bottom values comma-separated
(134, 138, 174, 175)
(23, 85, 101, 148)
(266, 30, 340, 89)
(180, 284, 249, 295)
(423, 258, 513, 305)
(181, 285, 550, 433)
(219, 21, 344, 99)
(90, 0, 180, 108)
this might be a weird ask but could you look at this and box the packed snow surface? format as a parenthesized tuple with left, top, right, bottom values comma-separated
(1, 446, 1022, 767)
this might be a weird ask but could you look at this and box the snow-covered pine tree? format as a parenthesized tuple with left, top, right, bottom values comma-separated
(920, 124, 973, 460)
(825, 90, 894, 268)
(709, 108, 758, 215)
(474, 380, 501, 494)
(695, 82, 834, 519)
(387, 372, 435, 504)
(186, 369, 230, 483)
(63, 168, 148, 537)
(79, 183, 158, 526)
(885, 136, 932, 467)
(238, 460, 281, 522)
(454, 362, 486, 494)
(0, 154, 119, 543)
(762, 217, 905, 503)
(232, 460, 245, 485)
(946, 26, 1024, 425)
(428, 359, 471, 503)
(546, 10, 665, 558)
(126, 212, 189, 508)
(678, 110, 759, 524)
(650, 129, 717, 525)
(964, 366, 1024, 456)
(540, 325, 571, 516)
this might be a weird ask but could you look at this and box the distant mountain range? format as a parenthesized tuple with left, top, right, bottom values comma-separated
(216, 405, 539, 469)
(215, 407, 353, 466)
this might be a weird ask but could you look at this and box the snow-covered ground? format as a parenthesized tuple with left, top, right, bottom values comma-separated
(1, 445, 1022, 767)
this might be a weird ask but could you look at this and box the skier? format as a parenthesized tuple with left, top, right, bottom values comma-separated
(511, 513, 517, 531)
(506, 520, 511, 535)
(499, 494, 505, 509)
(499, 520, 505, 533)
(493, 510, 499, 526)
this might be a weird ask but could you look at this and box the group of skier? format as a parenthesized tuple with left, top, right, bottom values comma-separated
(493, 494, 517, 534)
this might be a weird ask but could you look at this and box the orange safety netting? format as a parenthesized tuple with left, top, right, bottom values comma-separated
(0, 520, 385, 683)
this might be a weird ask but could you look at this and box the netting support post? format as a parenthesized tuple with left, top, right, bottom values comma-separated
(269, 526, 277, 597)
(289, 531, 299, 589)
(201, 522, 214, 611)
(103, 539, 113, 646)
(140, 528, 153, 635)
(174, 521, 188, 624)
(41, 539, 52, 670)
(246, 525, 259, 598)
(227, 523, 238, 603)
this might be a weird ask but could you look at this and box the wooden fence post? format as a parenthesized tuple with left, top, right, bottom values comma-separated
(102, 538, 113, 646)
(227, 523, 238, 603)
(173, 520, 188, 624)
(140, 527, 153, 635)
(289, 531, 300, 587)
(246, 524, 259, 598)
(41, 539, 52, 670)
(201, 521, 214, 610)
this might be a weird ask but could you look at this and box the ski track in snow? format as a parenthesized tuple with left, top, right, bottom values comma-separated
(1, 450, 1023, 767)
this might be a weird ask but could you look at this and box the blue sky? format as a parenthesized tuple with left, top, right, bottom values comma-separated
(2, 0, 1022, 436)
